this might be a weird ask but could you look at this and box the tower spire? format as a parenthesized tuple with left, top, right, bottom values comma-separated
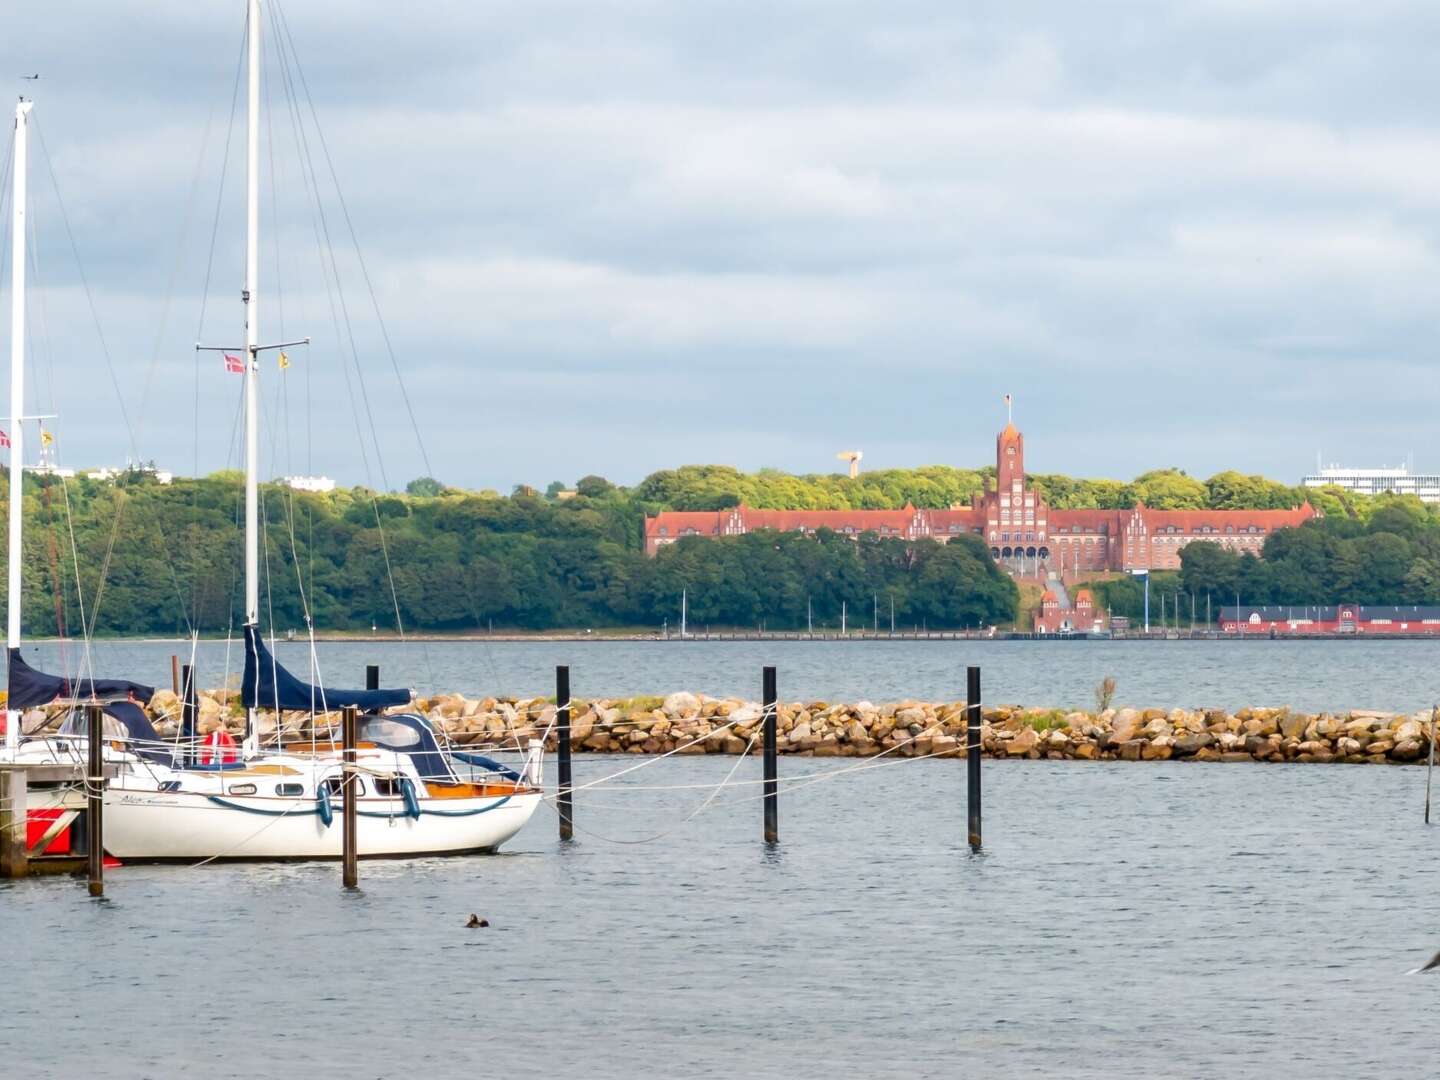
(1004, 392, 1012, 424)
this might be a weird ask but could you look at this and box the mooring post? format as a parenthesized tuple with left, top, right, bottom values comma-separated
(86, 703, 105, 897)
(967, 665, 982, 852)
(0, 767, 28, 879)
(366, 664, 379, 692)
(557, 665, 573, 841)
(1427, 704, 1437, 825)
(181, 663, 197, 767)
(342, 704, 358, 888)
(170, 654, 180, 696)
(763, 665, 778, 843)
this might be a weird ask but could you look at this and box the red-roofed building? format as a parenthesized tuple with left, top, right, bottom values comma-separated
(643, 415, 1320, 577)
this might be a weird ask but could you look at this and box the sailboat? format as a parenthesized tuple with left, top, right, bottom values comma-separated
(5, 3, 544, 860)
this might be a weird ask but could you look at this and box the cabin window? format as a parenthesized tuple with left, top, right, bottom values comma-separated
(276, 783, 304, 797)
(322, 776, 364, 799)
(372, 776, 403, 797)
(227, 783, 258, 796)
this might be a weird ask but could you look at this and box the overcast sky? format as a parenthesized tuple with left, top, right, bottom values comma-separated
(3, 0, 1439, 491)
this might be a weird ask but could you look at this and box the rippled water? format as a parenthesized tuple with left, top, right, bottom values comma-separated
(17, 636, 1440, 713)
(4, 755, 1436, 1079)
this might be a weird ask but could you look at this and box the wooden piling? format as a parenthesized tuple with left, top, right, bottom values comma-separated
(0, 768, 28, 879)
(556, 665, 573, 841)
(342, 704, 358, 888)
(967, 666, 981, 852)
(181, 663, 197, 767)
(170, 654, 180, 696)
(763, 665, 778, 843)
(366, 664, 379, 691)
(86, 704, 105, 897)
(1427, 704, 1437, 825)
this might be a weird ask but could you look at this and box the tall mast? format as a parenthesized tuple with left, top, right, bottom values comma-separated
(243, 0, 261, 741)
(6, 100, 33, 753)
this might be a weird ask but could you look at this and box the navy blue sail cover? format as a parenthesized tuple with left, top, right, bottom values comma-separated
(242, 625, 410, 712)
(7, 647, 155, 710)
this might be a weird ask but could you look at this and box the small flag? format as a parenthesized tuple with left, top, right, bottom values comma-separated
(40, 430, 53, 447)
(278, 351, 290, 370)
(0, 430, 9, 449)
(224, 353, 245, 374)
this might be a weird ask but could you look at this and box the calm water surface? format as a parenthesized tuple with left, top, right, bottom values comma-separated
(17, 637, 1440, 713)
(3, 756, 1436, 1078)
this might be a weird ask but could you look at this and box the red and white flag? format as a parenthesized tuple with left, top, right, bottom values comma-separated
(224, 353, 246, 374)
(0, 429, 9, 449)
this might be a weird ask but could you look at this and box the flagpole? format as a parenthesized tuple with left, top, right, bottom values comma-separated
(6, 100, 33, 753)
(242, 0, 261, 753)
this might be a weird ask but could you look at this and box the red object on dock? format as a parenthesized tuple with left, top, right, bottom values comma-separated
(25, 809, 73, 855)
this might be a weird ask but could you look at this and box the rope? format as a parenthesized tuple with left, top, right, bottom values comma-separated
(542, 725, 763, 845)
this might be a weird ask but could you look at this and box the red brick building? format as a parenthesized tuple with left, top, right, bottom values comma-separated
(1034, 587, 1105, 634)
(644, 417, 1319, 578)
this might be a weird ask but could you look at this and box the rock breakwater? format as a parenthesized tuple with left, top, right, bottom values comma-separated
(18, 688, 1431, 765)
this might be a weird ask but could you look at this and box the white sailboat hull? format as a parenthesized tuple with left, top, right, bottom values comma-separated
(103, 785, 541, 861)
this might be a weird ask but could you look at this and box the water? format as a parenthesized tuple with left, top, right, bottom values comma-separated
(18, 636, 1440, 713)
(3, 755, 1435, 1078)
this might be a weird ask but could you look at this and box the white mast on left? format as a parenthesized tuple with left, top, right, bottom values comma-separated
(242, 0, 261, 752)
(6, 99, 33, 753)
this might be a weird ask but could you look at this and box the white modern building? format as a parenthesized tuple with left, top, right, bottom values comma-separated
(282, 475, 335, 493)
(1301, 464, 1440, 504)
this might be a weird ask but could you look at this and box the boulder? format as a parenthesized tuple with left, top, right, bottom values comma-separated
(1111, 708, 1142, 743)
(663, 691, 701, 719)
(1006, 728, 1039, 755)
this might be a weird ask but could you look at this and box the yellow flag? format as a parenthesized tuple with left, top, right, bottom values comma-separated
(278, 351, 290, 370)
(40, 430, 53, 447)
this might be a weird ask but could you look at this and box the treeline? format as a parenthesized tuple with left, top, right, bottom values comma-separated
(1, 470, 1016, 635)
(628, 464, 1317, 513)
(4, 462, 1432, 635)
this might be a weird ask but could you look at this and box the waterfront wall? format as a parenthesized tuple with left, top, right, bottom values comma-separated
(70, 689, 1439, 765)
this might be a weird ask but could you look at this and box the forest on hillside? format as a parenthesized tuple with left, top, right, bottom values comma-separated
(0, 463, 1431, 635)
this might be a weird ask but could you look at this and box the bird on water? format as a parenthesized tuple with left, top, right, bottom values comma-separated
(466, 914, 489, 928)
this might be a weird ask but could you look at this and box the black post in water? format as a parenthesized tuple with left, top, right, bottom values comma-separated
(967, 665, 982, 852)
(557, 665, 573, 841)
(342, 705, 359, 888)
(366, 664, 380, 691)
(181, 663, 197, 767)
(763, 665, 778, 843)
(86, 704, 105, 897)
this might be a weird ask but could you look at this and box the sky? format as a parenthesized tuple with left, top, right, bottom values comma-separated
(3, 0, 1440, 492)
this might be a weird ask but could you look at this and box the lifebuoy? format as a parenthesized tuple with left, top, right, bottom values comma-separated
(198, 728, 238, 765)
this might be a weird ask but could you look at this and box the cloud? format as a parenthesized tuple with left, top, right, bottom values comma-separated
(5, 0, 1440, 491)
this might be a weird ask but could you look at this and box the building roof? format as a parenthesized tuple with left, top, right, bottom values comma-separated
(1141, 504, 1317, 531)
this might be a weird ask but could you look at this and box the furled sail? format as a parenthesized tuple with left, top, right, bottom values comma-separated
(7, 647, 155, 709)
(242, 625, 410, 712)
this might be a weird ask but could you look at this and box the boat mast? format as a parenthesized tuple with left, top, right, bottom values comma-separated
(6, 100, 33, 753)
(243, 0, 261, 746)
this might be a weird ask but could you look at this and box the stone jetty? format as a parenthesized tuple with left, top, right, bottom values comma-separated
(15, 688, 1434, 765)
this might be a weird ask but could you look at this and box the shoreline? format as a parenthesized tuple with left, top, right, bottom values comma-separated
(18, 632, 1440, 644)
